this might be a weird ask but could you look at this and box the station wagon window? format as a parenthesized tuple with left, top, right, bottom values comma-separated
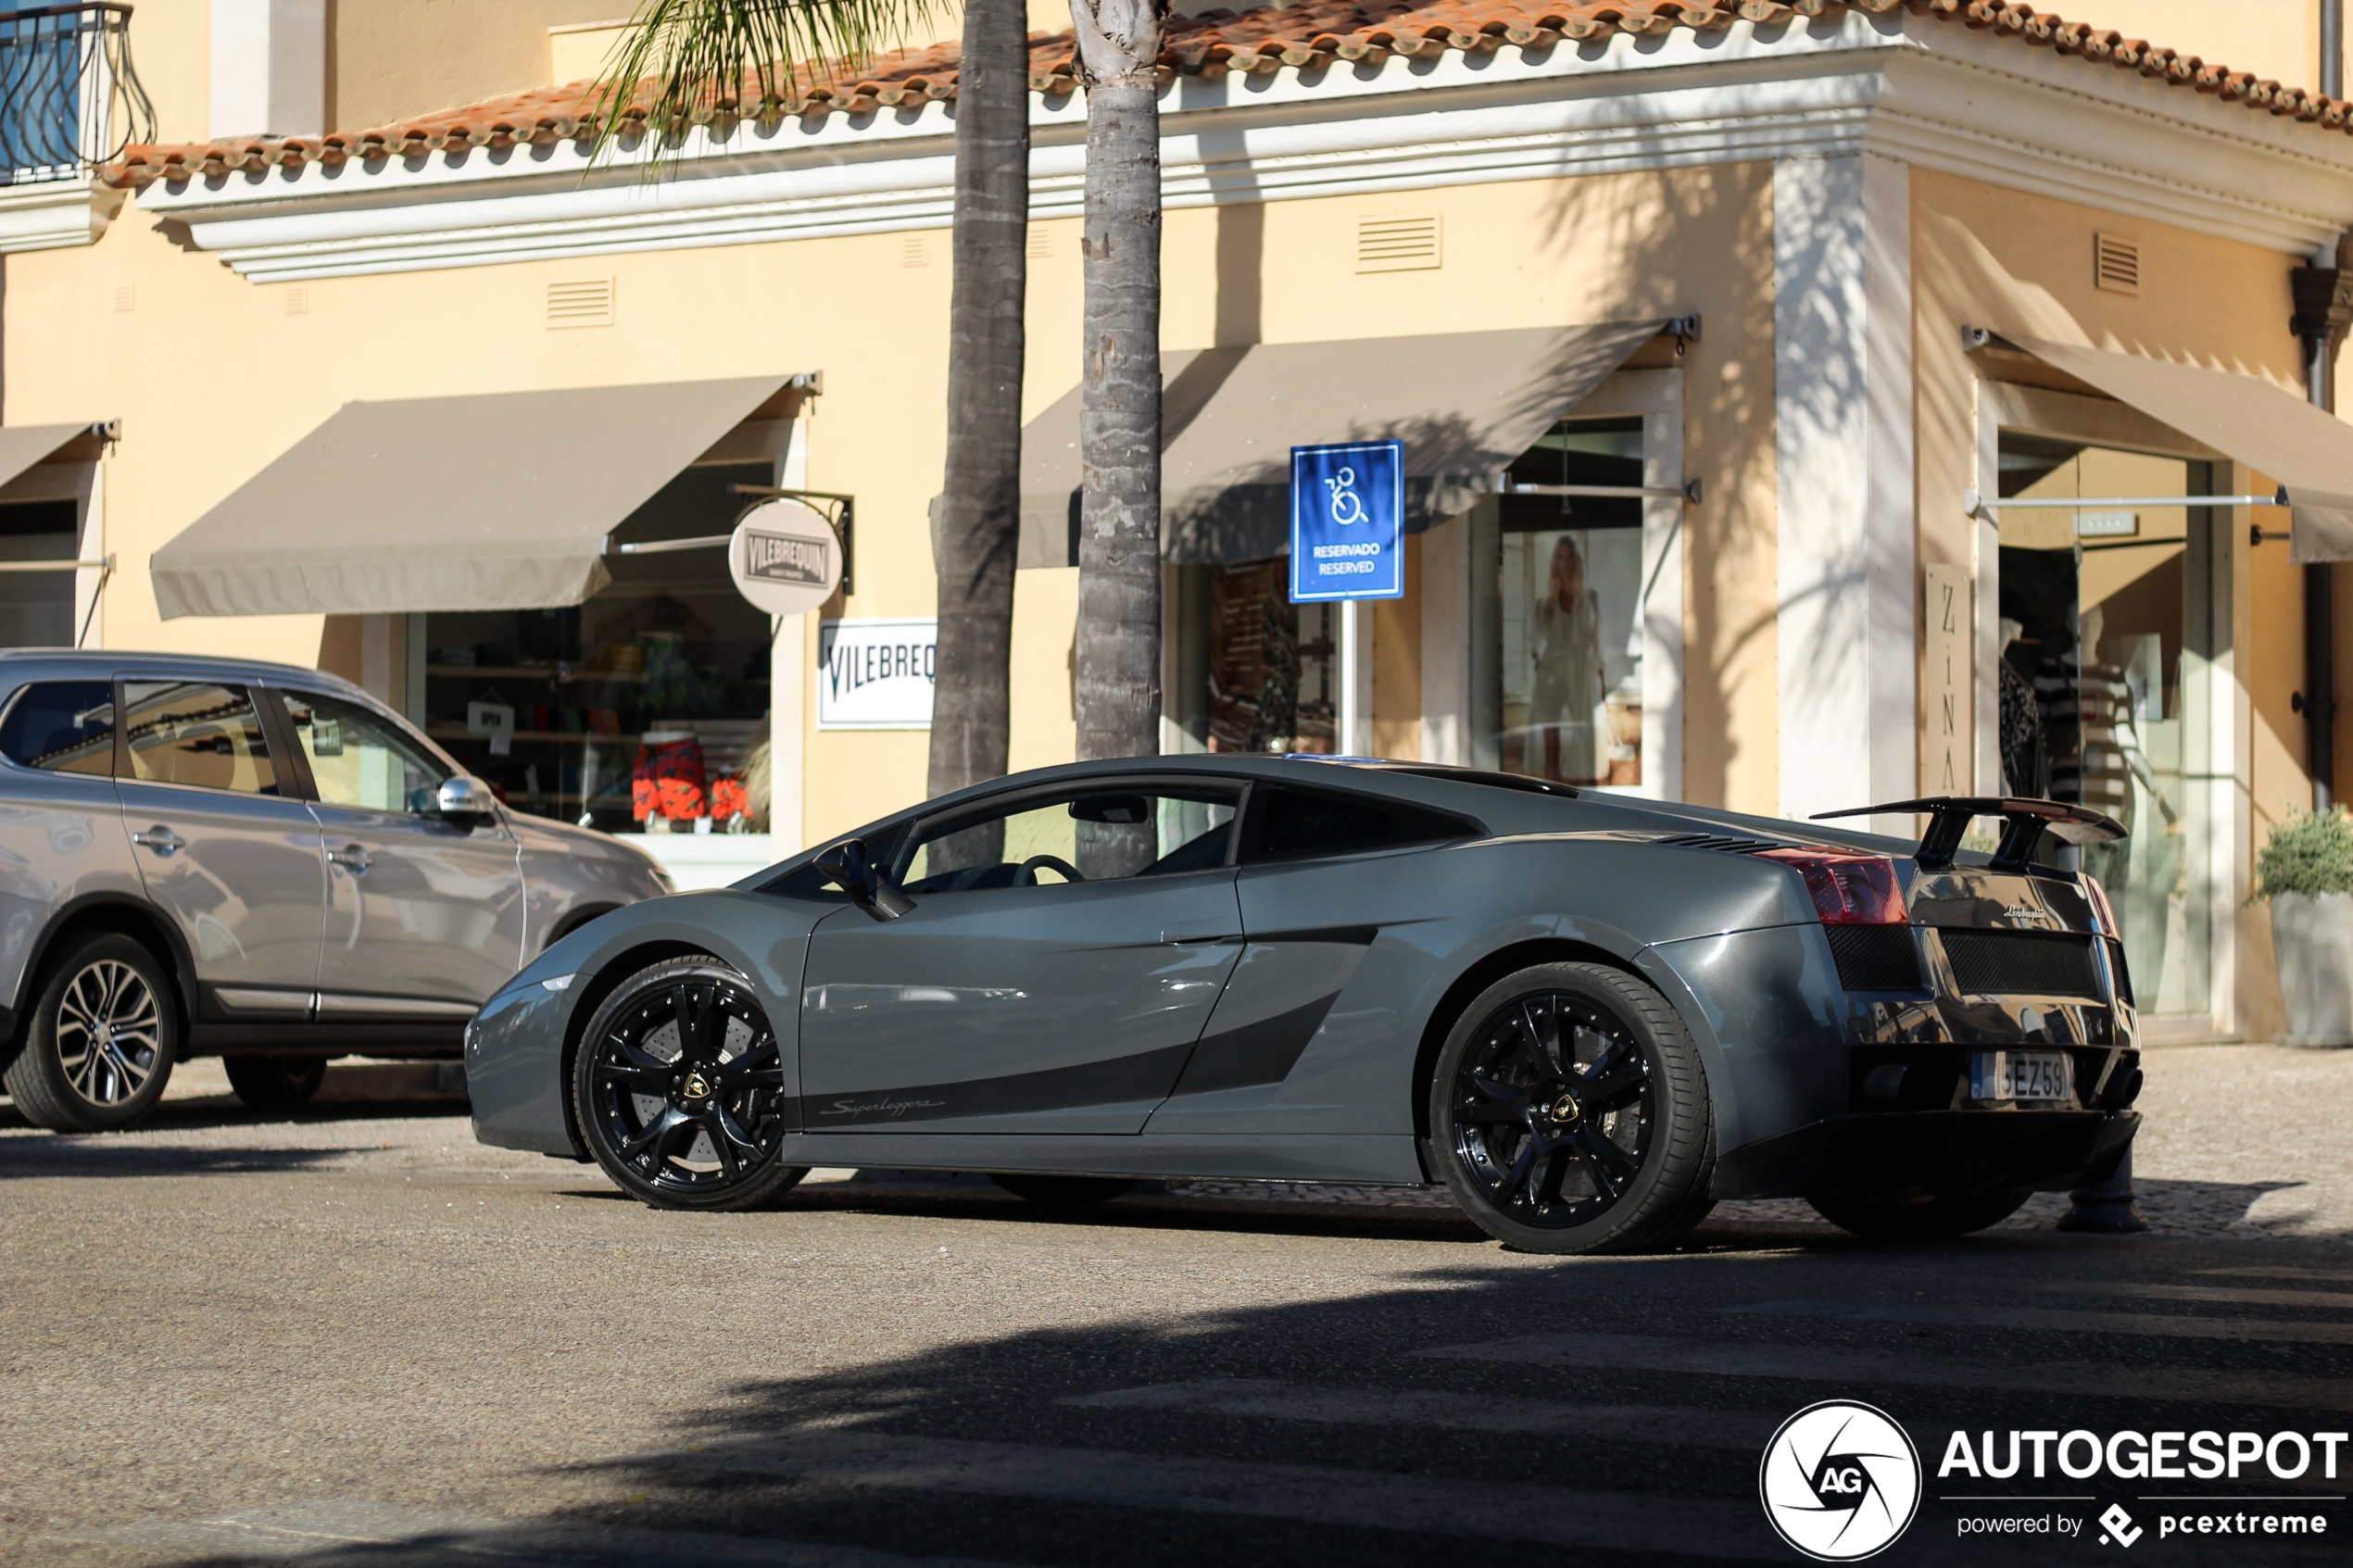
(0, 681, 115, 776)
(280, 691, 447, 813)
(896, 787, 1240, 893)
(1241, 784, 1475, 865)
(120, 682, 279, 796)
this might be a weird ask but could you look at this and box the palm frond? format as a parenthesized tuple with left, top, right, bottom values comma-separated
(585, 0, 945, 171)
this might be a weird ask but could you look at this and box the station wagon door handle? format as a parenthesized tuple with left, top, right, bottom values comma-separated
(1160, 920, 1237, 945)
(131, 827, 184, 857)
(327, 844, 372, 874)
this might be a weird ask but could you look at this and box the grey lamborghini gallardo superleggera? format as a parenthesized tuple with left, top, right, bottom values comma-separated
(464, 755, 2142, 1253)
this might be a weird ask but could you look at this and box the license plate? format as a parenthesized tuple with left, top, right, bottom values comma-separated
(1969, 1049, 2074, 1103)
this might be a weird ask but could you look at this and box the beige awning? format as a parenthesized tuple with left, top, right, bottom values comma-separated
(0, 423, 104, 492)
(1010, 321, 1669, 566)
(152, 376, 797, 619)
(2012, 336, 2353, 563)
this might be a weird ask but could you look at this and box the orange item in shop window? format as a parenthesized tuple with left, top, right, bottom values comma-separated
(710, 773, 749, 822)
(632, 737, 706, 822)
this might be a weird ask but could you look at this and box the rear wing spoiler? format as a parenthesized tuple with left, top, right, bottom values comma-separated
(1811, 797, 2126, 872)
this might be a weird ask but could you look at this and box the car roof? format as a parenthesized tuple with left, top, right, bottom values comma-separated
(0, 648, 370, 700)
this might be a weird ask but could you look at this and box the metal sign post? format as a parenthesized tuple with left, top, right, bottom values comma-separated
(1291, 441, 1404, 757)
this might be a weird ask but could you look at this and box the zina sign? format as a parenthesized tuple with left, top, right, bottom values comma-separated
(729, 497, 841, 616)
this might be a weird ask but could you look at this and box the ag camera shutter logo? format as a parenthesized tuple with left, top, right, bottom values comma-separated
(1759, 1400, 1922, 1561)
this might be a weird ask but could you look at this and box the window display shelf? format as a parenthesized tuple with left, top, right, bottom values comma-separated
(426, 663, 649, 684)
(427, 726, 642, 746)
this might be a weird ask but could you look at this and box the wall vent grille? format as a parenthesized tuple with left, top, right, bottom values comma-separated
(1026, 223, 1053, 259)
(2094, 232, 2140, 295)
(111, 283, 133, 313)
(546, 278, 615, 329)
(901, 233, 929, 268)
(1356, 214, 1441, 273)
(284, 284, 308, 317)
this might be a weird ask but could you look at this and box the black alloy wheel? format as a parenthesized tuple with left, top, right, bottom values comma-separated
(3, 932, 179, 1132)
(223, 1055, 328, 1110)
(1429, 961, 1714, 1255)
(573, 958, 809, 1210)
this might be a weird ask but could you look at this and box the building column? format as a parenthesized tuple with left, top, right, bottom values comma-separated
(1773, 152, 1917, 829)
(208, 0, 326, 140)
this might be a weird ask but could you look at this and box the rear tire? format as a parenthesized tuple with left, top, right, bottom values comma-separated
(1427, 961, 1715, 1255)
(4, 933, 178, 1132)
(988, 1173, 1141, 1208)
(1808, 1190, 2032, 1240)
(223, 1056, 327, 1110)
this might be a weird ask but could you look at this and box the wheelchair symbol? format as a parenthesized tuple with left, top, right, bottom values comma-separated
(1325, 467, 1369, 527)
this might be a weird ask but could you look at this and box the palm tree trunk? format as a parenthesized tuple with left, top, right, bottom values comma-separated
(1071, 0, 1164, 765)
(926, 0, 1030, 806)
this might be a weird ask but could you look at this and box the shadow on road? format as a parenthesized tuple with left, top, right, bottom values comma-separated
(84, 1245, 2353, 1568)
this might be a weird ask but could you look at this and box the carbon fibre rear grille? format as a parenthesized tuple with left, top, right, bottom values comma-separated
(1939, 929, 2103, 999)
(1825, 925, 1925, 993)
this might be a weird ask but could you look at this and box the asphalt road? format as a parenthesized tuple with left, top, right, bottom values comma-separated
(3, 1050, 2350, 1568)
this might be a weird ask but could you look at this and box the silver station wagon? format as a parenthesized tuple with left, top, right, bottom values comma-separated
(0, 651, 670, 1131)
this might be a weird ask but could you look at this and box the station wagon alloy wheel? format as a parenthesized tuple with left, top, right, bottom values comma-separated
(56, 960, 164, 1109)
(3, 932, 181, 1133)
(1429, 960, 1715, 1255)
(574, 958, 810, 1210)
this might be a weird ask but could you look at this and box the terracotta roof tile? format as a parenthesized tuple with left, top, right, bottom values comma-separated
(107, 0, 2353, 185)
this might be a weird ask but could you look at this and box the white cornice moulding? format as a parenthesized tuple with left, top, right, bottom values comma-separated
(136, 12, 2353, 282)
(0, 179, 127, 254)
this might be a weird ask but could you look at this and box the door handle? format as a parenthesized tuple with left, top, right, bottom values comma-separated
(131, 827, 184, 857)
(326, 844, 372, 874)
(1160, 920, 1237, 945)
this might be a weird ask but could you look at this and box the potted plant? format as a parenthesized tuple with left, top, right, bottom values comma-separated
(2257, 807, 2353, 1047)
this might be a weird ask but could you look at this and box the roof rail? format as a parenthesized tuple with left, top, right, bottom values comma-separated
(1811, 797, 2126, 872)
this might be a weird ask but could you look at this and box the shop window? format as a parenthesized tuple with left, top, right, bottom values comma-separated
(1170, 559, 1337, 755)
(0, 498, 77, 648)
(1473, 417, 1647, 786)
(1996, 434, 2216, 1018)
(414, 463, 774, 836)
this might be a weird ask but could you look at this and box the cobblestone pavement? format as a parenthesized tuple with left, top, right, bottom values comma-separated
(1, 1044, 2347, 1568)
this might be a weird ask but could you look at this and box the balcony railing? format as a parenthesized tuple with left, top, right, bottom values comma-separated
(1, 2, 153, 186)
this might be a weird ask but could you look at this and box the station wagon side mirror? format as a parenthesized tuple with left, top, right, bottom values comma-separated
(433, 775, 497, 829)
(813, 837, 914, 922)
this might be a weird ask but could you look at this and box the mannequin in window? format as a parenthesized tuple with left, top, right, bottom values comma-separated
(1529, 534, 1605, 784)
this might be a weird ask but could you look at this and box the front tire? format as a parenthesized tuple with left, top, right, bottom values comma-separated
(1808, 1190, 2032, 1240)
(4, 933, 178, 1132)
(1428, 961, 1714, 1255)
(573, 957, 809, 1210)
(223, 1056, 327, 1110)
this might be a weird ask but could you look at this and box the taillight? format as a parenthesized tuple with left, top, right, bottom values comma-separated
(1755, 848, 1907, 925)
(2082, 872, 2119, 936)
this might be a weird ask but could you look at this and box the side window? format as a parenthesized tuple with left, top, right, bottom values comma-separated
(896, 788, 1240, 894)
(0, 681, 116, 777)
(280, 691, 447, 813)
(121, 682, 279, 796)
(1242, 784, 1475, 865)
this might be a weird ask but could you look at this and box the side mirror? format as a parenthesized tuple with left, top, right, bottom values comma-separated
(813, 836, 914, 922)
(434, 775, 497, 828)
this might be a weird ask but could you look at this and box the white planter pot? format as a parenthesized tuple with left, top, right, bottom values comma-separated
(2271, 890, 2353, 1047)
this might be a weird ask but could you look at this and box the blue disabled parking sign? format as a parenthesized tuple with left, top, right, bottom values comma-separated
(1290, 440, 1404, 603)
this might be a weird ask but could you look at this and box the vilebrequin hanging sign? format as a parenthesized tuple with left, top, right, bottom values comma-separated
(729, 497, 841, 616)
